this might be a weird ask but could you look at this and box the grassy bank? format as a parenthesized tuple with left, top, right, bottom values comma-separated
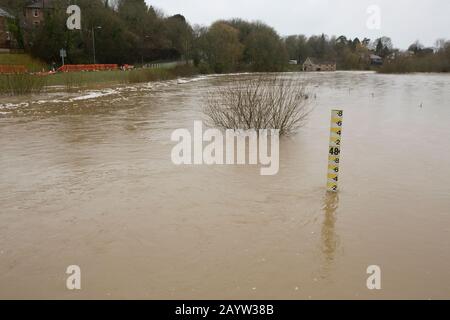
(0, 64, 198, 96)
(0, 54, 47, 72)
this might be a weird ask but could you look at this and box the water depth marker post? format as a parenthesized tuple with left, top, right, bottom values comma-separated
(327, 109, 343, 192)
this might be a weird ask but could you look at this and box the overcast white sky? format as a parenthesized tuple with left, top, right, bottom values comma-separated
(146, 0, 450, 49)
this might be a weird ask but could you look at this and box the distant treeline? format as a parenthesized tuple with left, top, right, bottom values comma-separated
(2, 0, 191, 64)
(379, 40, 450, 73)
(285, 35, 391, 70)
(1, 0, 449, 73)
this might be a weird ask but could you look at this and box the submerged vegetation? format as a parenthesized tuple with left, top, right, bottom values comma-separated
(0, 74, 47, 95)
(127, 65, 197, 83)
(204, 76, 312, 136)
(0, 65, 198, 96)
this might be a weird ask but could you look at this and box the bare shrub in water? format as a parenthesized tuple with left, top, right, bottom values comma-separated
(204, 76, 312, 136)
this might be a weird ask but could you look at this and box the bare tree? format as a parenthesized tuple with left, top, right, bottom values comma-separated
(204, 76, 312, 136)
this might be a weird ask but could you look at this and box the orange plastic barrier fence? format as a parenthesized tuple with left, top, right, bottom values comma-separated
(0, 65, 28, 74)
(57, 64, 119, 72)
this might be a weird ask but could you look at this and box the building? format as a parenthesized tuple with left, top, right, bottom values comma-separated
(302, 57, 336, 72)
(24, 0, 54, 28)
(370, 54, 383, 66)
(387, 51, 414, 62)
(0, 6, 15, 50)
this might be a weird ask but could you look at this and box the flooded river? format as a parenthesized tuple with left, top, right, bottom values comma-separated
(1, 71, 449, 299)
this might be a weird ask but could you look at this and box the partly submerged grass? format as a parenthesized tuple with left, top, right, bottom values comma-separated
(127, 68, 172, 83)
(0, 54, 48, 95)
(47, 70, 129, 90)
(128, 64, 198, 83)
(0, 74, 47, 95)
(0, 64, 199, 96)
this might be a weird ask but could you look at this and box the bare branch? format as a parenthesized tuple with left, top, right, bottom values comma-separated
(204, 76, 313, 136)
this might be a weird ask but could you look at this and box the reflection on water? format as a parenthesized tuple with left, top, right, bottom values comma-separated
(1, 72, 450, 299)
(321, 192, 339, 265)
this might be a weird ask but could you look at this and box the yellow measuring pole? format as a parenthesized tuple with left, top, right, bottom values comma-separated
(327, 110, 343, 192)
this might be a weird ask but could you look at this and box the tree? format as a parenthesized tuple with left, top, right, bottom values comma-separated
(165, 14, 194, 63)
(202, 22, 243, 73)
(284, 34, 311, 63)
(336, 35, 348, 46)
(408, 40, 424, 53)
(351, 37, 361, 50)
(374, 36, 393, 57)
(295, 35, 310, 63)
(285, 35, 300, 61)
(117, 0, 149, 31)
(191, 24, 208, 67)
(362, 37, 371, 47)
(0, 0, 28, 14)
(244, 22, 287, 72)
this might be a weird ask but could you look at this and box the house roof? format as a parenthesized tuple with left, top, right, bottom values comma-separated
(0, 7, 15, 19)
(25, 0, 54, 9)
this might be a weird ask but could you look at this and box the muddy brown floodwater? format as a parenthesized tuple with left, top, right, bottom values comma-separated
(1, 72, 450, 299)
